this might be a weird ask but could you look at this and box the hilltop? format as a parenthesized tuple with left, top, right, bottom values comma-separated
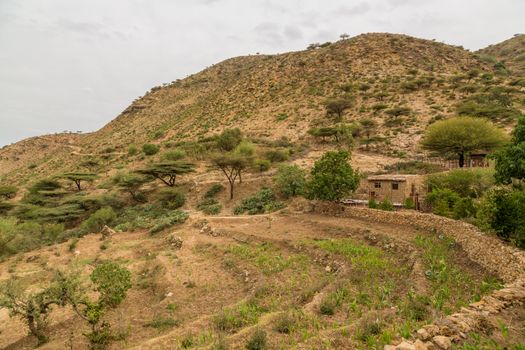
(478, 34, 525, 77)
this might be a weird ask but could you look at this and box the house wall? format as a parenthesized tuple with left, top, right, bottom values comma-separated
(368, 180, 408, 204)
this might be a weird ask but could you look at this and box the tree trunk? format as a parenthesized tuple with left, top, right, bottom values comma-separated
(229, 180, 234, 200)
(458, 152, 465, 168)
(75, 180, 82, 191)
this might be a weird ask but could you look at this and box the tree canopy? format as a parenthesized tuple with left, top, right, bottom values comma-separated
(212, 154, 249, 199)
(306, 151, 360, 201)
(493, 115, 525, 184)
(59, 172, 97, 191)
(323, 97, 353, 122)
(421, 117, 507, 167)
(136, 161, 195, 187)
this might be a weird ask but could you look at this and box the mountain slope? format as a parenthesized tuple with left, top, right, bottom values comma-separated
(478, 34, 525, 77)
(1, 33, 524, 184)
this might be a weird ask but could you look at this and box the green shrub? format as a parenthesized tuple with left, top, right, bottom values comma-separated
(234, 188, 285, 215)
(274, 313, 294, 334)
(245, 329, 267, 350)
(452, 197, 475, 219)
(426, 188, 461, 217)
(319, 298, 336, 315)
(426, 169, 495, 198)
(163, 149, 186, 161)
(205, 184, 225, 198)
(404, 197, 415, 209)
(0, 186, 18, 200)
(379, 199, 394, 211)
(274, 164, 306, 198)
(477, 187, 525, 248)
(127, 145, 138, 156)
(368, 198, 377, 209)
(158, 188, 186, 210)
(143, 143, 160, 156)
(149, 211, 189, 234)
(265, 149, 289, 163)
(82, 207, 117, 233)
(254, 159, 271, 172)
(217, 128, 242, 152)
(197, 198, 222, 215)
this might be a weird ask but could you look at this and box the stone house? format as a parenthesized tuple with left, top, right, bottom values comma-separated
(367, 174, 424, 207)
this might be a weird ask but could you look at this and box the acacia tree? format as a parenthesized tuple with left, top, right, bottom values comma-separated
(136, 161, 195, 187)
(493, 115, 525, 184)
(421, 117, 507, 168)
(324, 97, 353, 122)
(360, 118, 376, 150)
(114, 173, 152, 201)
(212, 154, 249, 199)
(59, 172, 98, 191)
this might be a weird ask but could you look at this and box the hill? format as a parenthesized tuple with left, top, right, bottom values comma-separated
(478, 34, 525, 77)
(2, 33, 524, 185)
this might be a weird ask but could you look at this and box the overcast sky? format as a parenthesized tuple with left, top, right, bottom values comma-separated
(0, 0, 523, 146)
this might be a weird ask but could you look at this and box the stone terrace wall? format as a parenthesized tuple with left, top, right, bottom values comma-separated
(312, 202, 525, 284)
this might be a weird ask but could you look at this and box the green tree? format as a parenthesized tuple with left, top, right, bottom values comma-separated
(212, 154, 249, 199)
(59, 262, 132, 349)
(217, 128, 243, 152)
(274, 165, 306, 198)
(59, 172, 98, 191)
(306, 151, 360, 201)
(0, 276, 68, 345)
(493, 115, 525, 184)
(136, 161, 195, 187)
(113, 173, 152, 201)
(359, 118, 376, 150)
(421, 117, 507, 168)
(324, 97, 353, 122)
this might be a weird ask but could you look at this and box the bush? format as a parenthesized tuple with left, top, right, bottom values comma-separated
(205, 184, 225, 198)
(149, 211, 189, 234)
(245, 329, 267, 350)
(477, 187, 525, 248)
(404, 197, 415, 209)
(426, 169, 495, 198)
(217, 128, 242, 152)
(379, 198, 394, 211)
(158, 188, 186, 210)
(368, 198, 377, 209)
(234, 188, 285, 215)
(163, 149, 186, 161)
(82, 207, 117, 233)
(426, 188, 461, 217)
(274, 165, 306, 198)
(265, 149, 289, 163)
(142, 143, 160, 156)
(128, 145, 138, 156)
(0, 186, 18, 200)
(319, 298, 336, 315)
(274, 313, 293, 334)
(197, 198, 222, 215)
(254, 159, 271, 172)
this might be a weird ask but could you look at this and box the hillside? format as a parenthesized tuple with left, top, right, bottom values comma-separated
(478, 34, 525, 77)
(2, 33, 524, 185)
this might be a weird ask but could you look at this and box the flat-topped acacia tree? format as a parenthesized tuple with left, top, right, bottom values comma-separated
(421, 116, 507, 168)
(59, 173, 98, 191)
(212, 154, 249, 199)
(136, 161, 195, 187)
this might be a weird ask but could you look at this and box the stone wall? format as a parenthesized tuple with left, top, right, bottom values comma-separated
(311, 202, 525, 350)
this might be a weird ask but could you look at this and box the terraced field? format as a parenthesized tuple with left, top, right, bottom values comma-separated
(2, 210, 521, 350)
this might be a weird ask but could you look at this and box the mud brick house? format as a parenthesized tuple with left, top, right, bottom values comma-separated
(367, 174, 425, 207)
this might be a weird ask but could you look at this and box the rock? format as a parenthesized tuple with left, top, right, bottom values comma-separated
(414, 340, 429, 350)
(384, 346, 396, 350)
(165, 292, 173, 297)
(417, 328, 431, 341)
(74, 250, 80, 256)
(166, 235, 183, 249)
(100, 225, 116, 240)
(432, 336, 451, 349)
(396, 341, 416, 350)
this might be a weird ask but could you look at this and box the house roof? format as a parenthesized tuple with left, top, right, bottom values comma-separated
(367, 174, 419, 182)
